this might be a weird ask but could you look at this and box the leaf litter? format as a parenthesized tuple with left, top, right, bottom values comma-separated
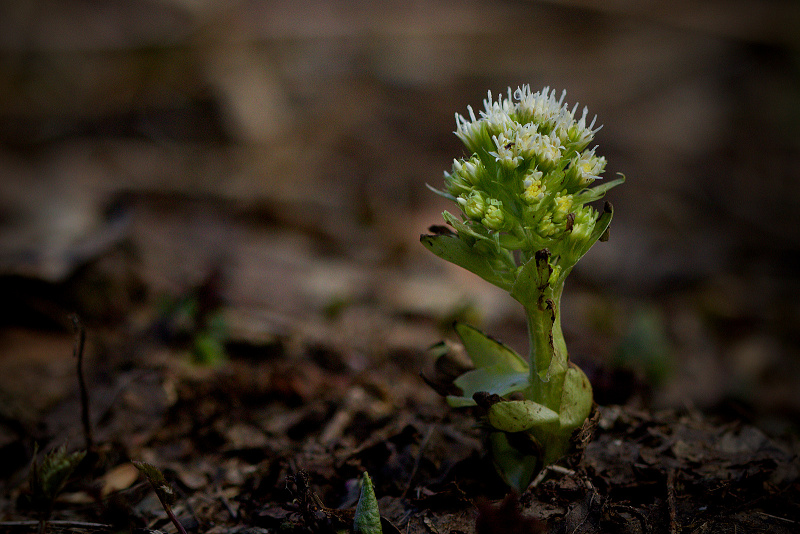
(1, 331, 797, 534)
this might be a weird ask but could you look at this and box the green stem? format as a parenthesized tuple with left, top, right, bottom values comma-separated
(524, 281, 567, 409)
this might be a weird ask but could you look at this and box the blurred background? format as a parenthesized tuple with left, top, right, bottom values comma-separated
(0, 0, 798, 437)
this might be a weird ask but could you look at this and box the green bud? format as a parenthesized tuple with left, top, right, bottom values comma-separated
(548, 264, 562, 287)
(445, 156, 486, 197)
(536, 214, 557, 238)
(482, 203, 506, 230)
(570, 207, 595, 241)
(459, 191, 486, 220)
(562, 206, 597, 261)
(552, 194, 573, 224)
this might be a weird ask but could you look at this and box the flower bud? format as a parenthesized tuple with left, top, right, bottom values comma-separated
(521, 170, 545, 205)
(569, 207, 595, 242)
(553, 194, 573, 224)
(534, 134, 563, 172)
(537, 214, 557, 238)
(434, 85, 621, 266)
(446, 156, 486, 197)
(563, 106, 599, 150)
(461, 191, 487, 220)
(482, 203, 506, 230)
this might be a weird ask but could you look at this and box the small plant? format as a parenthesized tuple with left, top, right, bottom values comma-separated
(132, 461, 188, 534)
(353, 472, 382, 534)
(422, 85, 624, 490)
(29, 445, 86, 534)
(284, 470, 388, 534)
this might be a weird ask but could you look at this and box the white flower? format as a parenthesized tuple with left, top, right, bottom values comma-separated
(574, 149, 607, 185)
(455, 90, 515, 154)
(513, 85, 567, 130)
(489, 131, 523, 169)
(555, 105, 601, 150)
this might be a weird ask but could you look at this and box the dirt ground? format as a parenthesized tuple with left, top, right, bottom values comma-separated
(1, 1, 799, 533)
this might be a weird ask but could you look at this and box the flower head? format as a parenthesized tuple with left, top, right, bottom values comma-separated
(439, 85, 622, 270)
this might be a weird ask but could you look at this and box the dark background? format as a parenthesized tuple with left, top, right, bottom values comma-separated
(0, 0, 798, 437)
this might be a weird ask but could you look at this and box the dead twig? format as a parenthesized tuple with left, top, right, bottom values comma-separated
(0, 520, 112, 529)
(529, 464, 575, 489)
(667, 468, 678, 534)
(70, 314, 93, 452)
(401, 423, 436, 499)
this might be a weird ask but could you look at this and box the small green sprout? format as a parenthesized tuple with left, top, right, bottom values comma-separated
(422, 86, 624, 490)
(354, 472, 382, 534)
(284, 470, 389, 534)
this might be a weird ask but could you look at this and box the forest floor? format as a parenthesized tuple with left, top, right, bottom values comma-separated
(0, 196, 798, 534)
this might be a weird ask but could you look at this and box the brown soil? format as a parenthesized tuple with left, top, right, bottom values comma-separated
(0, 308, 797, 534)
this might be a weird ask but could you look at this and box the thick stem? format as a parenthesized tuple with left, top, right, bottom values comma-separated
(524, 281, 567, 410)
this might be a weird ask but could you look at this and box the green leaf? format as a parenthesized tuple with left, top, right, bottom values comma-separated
(420, 234, 511, 291)
(353, 472, 382, 534)
(442, 211, 489, 242)
(487, 400, 559, 432)
(425, 183, 457, 201)
(558, 365, 593, 430)
(489, 432, 539, 492)
(590, 203, 614, 245)
(509, 250, 552, 306)
(445, 323, 531, 407)
(30, 445, 86, 504)
(454, 323, 527, 371)
(448, 366, 530, 407)
(573, 175, 625, 205)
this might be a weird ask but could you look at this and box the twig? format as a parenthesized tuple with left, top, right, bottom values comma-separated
(401, 424, 436, 499)
(529, 464, 575, 489)
(667, 468, 678, 534)
(71, 314, 93, 452)
(756, 511, 797, 524)
(0, 520, 112, 529)
(217, 489, 238, 521)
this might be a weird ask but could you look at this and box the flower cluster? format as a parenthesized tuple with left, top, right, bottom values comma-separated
(437, 86, 621, 280)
